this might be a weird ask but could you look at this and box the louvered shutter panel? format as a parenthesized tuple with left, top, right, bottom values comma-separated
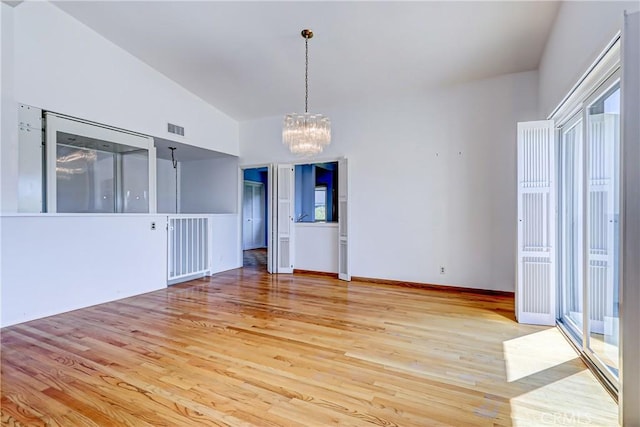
(276, 164, 295, 273)
(517, 120, 556, 325)
(338, 158, 350, 281)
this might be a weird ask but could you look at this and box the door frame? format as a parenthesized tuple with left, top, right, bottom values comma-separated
(292, 157, 347, 279)
(551, 40, 622, 394)
(238, 165, 271, 267)
(581, 71, 622, 388)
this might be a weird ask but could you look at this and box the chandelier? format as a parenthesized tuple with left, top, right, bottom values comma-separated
(283, 29, 331, 157)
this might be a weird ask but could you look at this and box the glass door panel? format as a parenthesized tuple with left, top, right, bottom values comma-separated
(121, 150, 150, 213)
(55, 131, 150, 214)
(56, 143, 116, 213)
(559, 117, 583, 336)
(586, 81, 620, 379)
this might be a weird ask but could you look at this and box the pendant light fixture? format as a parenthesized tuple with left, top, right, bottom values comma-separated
(283, 29, 331, 157)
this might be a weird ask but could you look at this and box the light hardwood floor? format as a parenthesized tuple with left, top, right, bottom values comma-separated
(1, 268, 618, 426)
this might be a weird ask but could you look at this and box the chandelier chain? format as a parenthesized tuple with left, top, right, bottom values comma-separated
(305, 37, 309, 113)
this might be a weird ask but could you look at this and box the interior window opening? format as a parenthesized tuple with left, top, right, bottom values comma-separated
(295, 161, 338, 222)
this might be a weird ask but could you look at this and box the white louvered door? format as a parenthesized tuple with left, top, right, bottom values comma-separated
(517, 120, 556, 325)
(338, 158, 350, 281)
(276, 164, 295, 273)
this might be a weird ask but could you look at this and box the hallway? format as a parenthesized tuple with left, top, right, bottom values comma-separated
(243, 248, 267, 270)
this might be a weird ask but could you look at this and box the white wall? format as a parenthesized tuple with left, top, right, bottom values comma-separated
(240, 70, 539, 292)
(1, 2, 243, 326)
(295, 223, 338, 273)
(12, 1, 238, 156)
(211, 214, 242, 274)
(538, 1, 637, 117)
(1, 3, 18, 213)
(1, 214, 167, 327)
(181, 156, 238, 214)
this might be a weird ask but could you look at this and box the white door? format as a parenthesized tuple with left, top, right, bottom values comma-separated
(517, 120, 556, 325)
(243, 181, 265, 250)
(338, 158, 350, 281)
(269, 164, 295, 274)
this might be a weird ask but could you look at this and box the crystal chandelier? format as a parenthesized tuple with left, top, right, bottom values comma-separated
(283, 29, 331, 157)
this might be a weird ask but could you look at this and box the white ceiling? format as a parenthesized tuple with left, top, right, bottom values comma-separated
(53, 1, 560, 121)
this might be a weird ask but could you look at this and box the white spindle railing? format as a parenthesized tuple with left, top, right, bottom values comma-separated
(167, 215, 211, 283)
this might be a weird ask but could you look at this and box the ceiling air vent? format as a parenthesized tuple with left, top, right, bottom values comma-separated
(167, 123, 185, 136)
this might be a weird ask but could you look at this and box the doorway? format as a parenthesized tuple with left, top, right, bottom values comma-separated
(240, 160, 349, 279)
(242, 167, 268, 269)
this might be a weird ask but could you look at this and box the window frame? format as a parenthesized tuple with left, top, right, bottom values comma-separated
(314, 184, 328, 222)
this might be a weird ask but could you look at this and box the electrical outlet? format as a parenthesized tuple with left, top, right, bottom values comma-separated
(151, 222, 156, 230)
(440, 266, 446, 275)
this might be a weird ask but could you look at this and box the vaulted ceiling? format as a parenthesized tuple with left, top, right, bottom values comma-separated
(54, 1, 560, 121)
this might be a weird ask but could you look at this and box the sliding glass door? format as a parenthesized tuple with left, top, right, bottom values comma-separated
(557, 73, 621, 387)
(559, 114, 583, 337)
(585, 80, 621, 380)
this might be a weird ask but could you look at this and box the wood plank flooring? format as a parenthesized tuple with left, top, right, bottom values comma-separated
(1, 269, 618, 426)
